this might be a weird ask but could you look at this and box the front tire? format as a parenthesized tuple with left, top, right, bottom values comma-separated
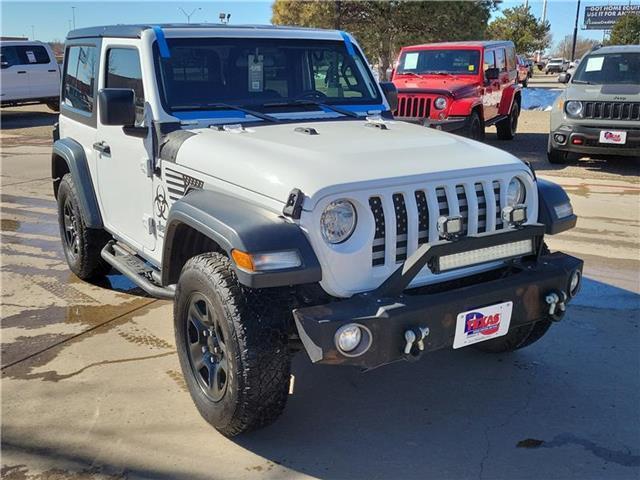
(57, 174, 111, 279)
(473, 319, 553, 353)
(496, 101, 519, 140)
(174, 253, 291, 437)
(46, 100, 60, 112)
(462, 110, 485, 141)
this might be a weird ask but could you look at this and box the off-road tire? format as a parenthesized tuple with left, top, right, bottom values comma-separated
(174, 253, 291, 437)
(46, 100, 60, 112)
(496, 101, 519, 140)
(473, 319, 553, 353)
(57, 174, 111, 279)
(463, 110, 485, 142)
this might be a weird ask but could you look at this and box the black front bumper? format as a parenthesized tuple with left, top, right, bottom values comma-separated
(396, 116, 469, 133)
(293, 226, 583, 369)
(550, 124, 640, 157)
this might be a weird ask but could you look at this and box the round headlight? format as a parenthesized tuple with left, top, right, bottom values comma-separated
(335, 324, 362, 353)
(434, 96, 447, 110)
(565, 100, 583, 117)
(320, 199, 357, 244)
(506, 178, 526, 206)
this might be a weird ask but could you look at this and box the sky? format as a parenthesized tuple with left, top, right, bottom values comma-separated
(1, 0, 639, 47)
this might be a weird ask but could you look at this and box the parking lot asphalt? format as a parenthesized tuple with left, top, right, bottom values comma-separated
(1, 102, 639, 480)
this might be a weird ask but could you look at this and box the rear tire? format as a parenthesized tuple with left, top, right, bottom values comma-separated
(57, 174, 111, 280)
(463, 110, 485, 142)
(496, 101, 519, 140)
(547, 147, 570, 164)
(46, 100, 60, 112)
(174, 253, 291, 437)
(473, 319, 553, 353)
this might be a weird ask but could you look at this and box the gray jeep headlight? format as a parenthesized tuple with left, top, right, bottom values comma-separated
(506, 177, 526, 206)
(320, 199, 357, 244)
(565, 100, 583, 117)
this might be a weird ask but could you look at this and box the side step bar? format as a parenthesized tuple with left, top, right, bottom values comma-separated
(484, 114, 509, 127)
(101, 241, 175, 299)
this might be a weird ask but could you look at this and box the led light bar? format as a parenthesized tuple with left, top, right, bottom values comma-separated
(438, 239, 534, 272)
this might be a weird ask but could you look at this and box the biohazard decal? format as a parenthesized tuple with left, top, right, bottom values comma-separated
(154, 185, 169, 220)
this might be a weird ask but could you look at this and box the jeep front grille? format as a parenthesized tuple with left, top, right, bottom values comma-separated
(395, 95, 431, 118)
(369, 180, 504, 266)
(582, 102, 640, 121)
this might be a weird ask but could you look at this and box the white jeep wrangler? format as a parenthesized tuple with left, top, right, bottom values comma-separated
(53, 24, 583, 436)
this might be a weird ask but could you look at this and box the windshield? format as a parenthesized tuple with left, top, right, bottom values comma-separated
(572, 52, 639, 85)
(154, 37, 381, 113)
(396, 49, 480, 75)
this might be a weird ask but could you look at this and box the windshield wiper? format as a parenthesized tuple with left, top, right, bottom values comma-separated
(260, 100, 360, 119)
(571, 80, 593, 84)
(172, 103, 279, 123)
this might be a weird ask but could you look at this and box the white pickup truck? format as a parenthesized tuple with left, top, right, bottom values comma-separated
(0, 40, 60, 110)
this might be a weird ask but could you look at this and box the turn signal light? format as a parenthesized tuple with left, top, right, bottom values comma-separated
(231, 249, 255, 272)
(571, 136, 584, 145)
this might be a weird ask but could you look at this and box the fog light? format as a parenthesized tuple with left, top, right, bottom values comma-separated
(502, 204, 527, 226)
(438, 239, 534, 272)
(554, 133, 567, 144)
(335, 324, 362, 353)
(569, 270, 581, 297)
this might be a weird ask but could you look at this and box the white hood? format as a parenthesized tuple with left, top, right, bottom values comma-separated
(175, 119, 529, 207)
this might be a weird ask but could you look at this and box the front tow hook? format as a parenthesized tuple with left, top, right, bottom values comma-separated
(545, 291, 567, 322)
(403, 326, 430, 361)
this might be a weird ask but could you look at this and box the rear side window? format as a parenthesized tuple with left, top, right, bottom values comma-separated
(63, 45, 97, 113)
(506, 47, 516, 70)
(495, 48, 506, 72)
(15, 45, 51, 64)
(106, 48, 145, 123)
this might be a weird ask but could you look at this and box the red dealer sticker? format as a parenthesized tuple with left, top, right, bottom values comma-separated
(453, 301, 513, 349)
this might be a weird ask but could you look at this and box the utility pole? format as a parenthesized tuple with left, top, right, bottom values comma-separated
(71, 6, 76, 29)
(31, 25, 35, 40)
(570, 0, 581, 61)
(179, 7, 202, 24)
(541, 0, 548, 24)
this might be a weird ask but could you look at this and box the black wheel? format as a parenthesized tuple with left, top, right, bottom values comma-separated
(547, 136, 572, 164)
(496, 101, 519, 140)
(473, 319, 553, 353)
(46, 100, 59, 112)
(174, 253, 291, 437)
(463, 110, 485, 141)
(521, 77, 528, 88)
(57, 174, 111, 279)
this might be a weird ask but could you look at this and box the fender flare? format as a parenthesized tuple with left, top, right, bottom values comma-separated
(161, 189, 322, 288)
(448, 98, 484, 118)
(537, 179, 577, 235)
(52, 138, 103, 228)
(498, 84, 522, 116)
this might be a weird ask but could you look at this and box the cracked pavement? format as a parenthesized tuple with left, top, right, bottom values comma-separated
(1, 103, 639, 479)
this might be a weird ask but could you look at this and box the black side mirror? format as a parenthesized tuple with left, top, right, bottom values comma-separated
(558, 73, 570, 83)
(98, 88, 136, 126)
(379, 82, 398, 112)
(485, 67, 500, 81)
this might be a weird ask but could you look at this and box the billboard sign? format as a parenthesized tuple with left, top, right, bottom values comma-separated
(583, 4, 640, 30)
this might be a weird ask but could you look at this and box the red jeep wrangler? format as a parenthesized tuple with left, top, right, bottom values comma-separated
(391, 41, 521, 141)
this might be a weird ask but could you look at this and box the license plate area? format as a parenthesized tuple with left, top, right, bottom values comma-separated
(599, 130, 627, 145)
(453, 301, 513, 349)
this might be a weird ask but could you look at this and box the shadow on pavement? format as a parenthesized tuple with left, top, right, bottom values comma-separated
(0, 107, 58, 130)
(487, 132, 640, 178)
(233, 277, 639, 479)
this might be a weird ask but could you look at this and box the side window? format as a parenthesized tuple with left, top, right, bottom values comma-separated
(506, 47, 516, 71)
(63, 45, 97, 113)
(16, 45, 51, 64)
(483, 50, 496, 72)
(106, 48, 145, 124)
(495, 48, 506, 72)
(0, 46, 20, 67)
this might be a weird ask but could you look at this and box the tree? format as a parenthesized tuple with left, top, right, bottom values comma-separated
(553, 35, 599, 60)
(486, 4, 550, 56)
(272, 0, 498, 80)
(608, 14, 640, 45)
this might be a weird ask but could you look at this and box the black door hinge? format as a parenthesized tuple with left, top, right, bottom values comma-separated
(283, 188, 304, 220)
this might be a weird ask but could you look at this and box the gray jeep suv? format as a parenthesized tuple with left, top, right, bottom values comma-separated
(548, 45, 639, 164)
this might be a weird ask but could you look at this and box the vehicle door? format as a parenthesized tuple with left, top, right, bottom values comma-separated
(15, 44, 59, 98)
(95, 41, 155, 252)
(0, 45, 30, 101)
(482, 49, 499, 120)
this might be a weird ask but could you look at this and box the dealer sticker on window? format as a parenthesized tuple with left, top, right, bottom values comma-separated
(599, 130, 627, 145)
(453, 301, 513, 349)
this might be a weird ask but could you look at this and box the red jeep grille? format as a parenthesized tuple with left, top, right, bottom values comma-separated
(395, 96, 431, 118)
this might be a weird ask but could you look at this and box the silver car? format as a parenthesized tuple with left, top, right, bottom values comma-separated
(548, 45, 640, 164)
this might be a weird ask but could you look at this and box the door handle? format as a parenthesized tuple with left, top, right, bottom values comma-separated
(48, 69, 57, 72)
(93, 141, 111, 155)
(17, 71, 26, 74)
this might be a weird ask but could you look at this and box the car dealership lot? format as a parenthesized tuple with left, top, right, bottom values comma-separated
(1, 105, 639, 479)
